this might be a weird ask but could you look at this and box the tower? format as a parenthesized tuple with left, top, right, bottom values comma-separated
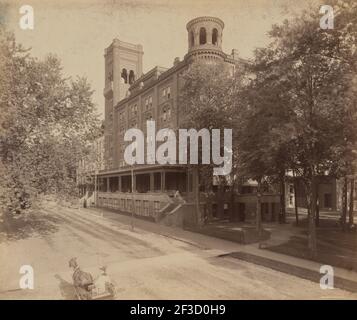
(185, 16, 225, 62)
(103, 39, 143, 169)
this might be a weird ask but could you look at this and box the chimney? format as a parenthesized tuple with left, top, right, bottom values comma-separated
(231, 49, 239, 60)
(173, 57, 180, 66)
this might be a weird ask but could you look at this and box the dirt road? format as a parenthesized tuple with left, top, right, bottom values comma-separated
(0, 203, 355, 299)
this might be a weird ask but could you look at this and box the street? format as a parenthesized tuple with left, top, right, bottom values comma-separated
(0, 203, 356, 300)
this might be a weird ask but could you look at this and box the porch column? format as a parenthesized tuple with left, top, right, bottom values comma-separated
(161, 171, 166, 191)
(118, 176, 122, 192)
(106, 177, 110, 192)
(186, 170, 190, 193)
(132, 174, 136, 193)
(150, 172, 154, 192)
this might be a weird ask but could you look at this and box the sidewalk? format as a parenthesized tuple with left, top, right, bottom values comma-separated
(84, 206, 357, 293)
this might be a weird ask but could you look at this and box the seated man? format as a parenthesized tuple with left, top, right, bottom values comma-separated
(69, 258, 94, 300)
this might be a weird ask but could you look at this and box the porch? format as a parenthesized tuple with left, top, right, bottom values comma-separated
(93, 165, 192, 221)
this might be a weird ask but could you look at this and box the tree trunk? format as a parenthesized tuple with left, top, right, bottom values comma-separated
(217, 183, 225, 219)
(315, 177, 320, 227)
(193, 167, 201, 226)
(256, 179, 262, 237)
(349, 178, 355, 227)
(229, 190, 235, 222)
(341, 176, 348, 230)
(279, 172, 286, 224)
(305, 176, 317, 258)
(293, 173, 299, 226)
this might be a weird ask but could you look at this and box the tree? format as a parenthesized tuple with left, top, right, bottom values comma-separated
(240, 0, 357, 256)
(178, 60, 245, 223)
(0, 28, 101, 213)
(236, 46, 297, 226)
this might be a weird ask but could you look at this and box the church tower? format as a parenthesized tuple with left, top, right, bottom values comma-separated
(103, 39, 143, 169)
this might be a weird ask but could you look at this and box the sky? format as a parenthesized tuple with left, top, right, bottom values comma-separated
(2, 0, 315, 118)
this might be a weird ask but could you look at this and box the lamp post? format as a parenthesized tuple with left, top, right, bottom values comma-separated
(131, 167, 134, 231)
(94, 169, 98, 207)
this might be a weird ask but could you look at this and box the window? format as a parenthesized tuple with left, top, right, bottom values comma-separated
(212, 28, 218, 45)
(289, 184, 294, 194)
(289, 195, 294, 206)
(129, 70, 135, 85)
(130, 104, 138, 116)
(118, 111, 125, 132)
(162, 105, 171, 122)
(190, 31, 195, 47)
(162, 87, 171, 100)
(121, 68, 128, 84)
(120, 143, 125, 155)
(145, 96, 153, 110)
(324, 193, 332, 208)
(241, 186, 253, 194)
(199, 27, 206, 45)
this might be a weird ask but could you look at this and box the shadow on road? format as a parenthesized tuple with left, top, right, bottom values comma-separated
(54, 274, 76, 300)
(0, 211, 61, 242)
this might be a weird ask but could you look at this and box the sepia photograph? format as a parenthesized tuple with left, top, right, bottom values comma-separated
(0, 0, 356, 307)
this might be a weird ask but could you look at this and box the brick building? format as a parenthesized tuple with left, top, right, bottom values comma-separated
(78, 16, 347, 225)
(90, 16, 248, 224)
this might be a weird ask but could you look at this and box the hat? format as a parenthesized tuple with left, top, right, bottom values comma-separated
(99, 266, 107, 274)
(69, 257, 78, 268)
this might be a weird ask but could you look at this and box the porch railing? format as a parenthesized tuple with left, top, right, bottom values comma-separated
(97, 191, 174, 219)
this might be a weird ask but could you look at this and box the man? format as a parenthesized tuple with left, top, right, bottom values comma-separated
(69, 257, 94, 300)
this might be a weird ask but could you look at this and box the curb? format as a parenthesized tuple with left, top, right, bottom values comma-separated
(221, 251, 357, 293)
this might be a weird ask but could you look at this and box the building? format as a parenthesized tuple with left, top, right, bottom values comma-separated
(91, 16, 248, 225)
(78, 16, 349, 225)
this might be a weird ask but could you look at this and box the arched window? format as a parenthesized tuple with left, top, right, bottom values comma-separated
(212, 28, 218, 45)
(129, 70, 135, 85)
(199, 27, 206, 45)
(190, 31, 195, 47)
(121, 68, 128, 84)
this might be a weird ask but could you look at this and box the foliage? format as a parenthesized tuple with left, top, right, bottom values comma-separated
(178, 60, 246, 190)
(0, 28, 101, 213)
(237, 0, 357, 253)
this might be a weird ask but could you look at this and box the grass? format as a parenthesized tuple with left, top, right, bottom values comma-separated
(266, 217, 357, 271)
(186, 222, 271, 244)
